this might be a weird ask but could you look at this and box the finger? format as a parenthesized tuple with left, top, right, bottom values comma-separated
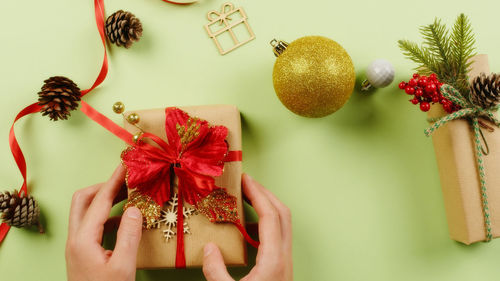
(259, 187, 292, 254)
(110, 207, 142, 268)
(243, 193, 253, 207)
(103, 216, 122, 234)
(68, 183, 102, 237)
(81, 165, 126, 239)
(242, 174, 282, 259)
(259, 187, 293, 281)
(202, 243, 234, 281)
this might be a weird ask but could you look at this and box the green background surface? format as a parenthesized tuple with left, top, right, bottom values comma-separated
(1, 0, 500, 280)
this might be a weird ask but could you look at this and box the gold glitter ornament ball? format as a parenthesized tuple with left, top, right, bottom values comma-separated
(272, 36, 355, 118)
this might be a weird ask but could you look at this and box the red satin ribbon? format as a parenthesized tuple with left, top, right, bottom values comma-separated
(80, 101, 134, 146)
(0, 0, 108, 245)
(161, 0, 197, 5)
(224, 150, 242, 162)
(0, 103, 43, 242)
(81, 0, 108, 97)
(176, 187, 186, 267)
(235, 220, 259, 248)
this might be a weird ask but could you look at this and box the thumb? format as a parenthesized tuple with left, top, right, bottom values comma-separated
(202, 243, 234, 281)
(111, 207, 143, 267)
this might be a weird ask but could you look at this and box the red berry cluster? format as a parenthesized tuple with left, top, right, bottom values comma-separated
(398, 73, 459, 113)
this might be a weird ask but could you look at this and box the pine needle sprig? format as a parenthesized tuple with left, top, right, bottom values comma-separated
(421, 18, 451, 74)
(398, 40, 439, 75)
(450, 13, 476, 93)
(398, 13, 477, 98)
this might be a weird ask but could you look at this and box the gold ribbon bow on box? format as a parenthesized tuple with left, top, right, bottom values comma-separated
(204, 2, 255, 55)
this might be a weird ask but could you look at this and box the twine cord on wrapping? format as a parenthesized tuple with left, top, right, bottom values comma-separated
(425, 84, 500, 242)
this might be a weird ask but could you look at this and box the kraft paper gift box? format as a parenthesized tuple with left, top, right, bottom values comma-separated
(428, 54, 500, 244)
(123, 105, 247, 268)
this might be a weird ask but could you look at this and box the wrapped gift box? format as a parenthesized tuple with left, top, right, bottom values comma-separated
(123, 105, 247, 268)
(428, 54, 500, 244)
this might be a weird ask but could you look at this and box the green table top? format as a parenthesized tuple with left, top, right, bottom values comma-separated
(1, 0, 500, 280)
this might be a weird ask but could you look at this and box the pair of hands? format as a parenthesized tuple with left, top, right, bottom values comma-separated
(65, 165, 293, 281)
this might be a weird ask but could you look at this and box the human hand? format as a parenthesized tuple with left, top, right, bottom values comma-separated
(202, 174, 293, 281)
(66, 165, 143, 281)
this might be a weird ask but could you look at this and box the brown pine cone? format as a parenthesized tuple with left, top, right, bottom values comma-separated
(38, 76, 81, 121)
(470, 73, 500, 109)
(0, 190, 44, 233)
(105, 10, 143, 48)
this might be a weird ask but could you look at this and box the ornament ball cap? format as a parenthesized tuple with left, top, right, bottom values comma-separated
(270, 39, 289, 57)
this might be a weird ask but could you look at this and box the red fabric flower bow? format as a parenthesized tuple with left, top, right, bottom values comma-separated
(121, 107, 229, 207)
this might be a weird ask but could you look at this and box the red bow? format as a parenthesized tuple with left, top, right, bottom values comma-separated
(121, 107, 229, 207)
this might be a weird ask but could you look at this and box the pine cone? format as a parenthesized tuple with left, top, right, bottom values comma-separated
(470, 73, 500, 109)
(0, 190, 43, 233)
(38, 76, 81, 121)
(105, 10, 143, 48)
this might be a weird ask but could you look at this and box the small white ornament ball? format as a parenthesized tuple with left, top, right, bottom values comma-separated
(362, 59, 395, 90)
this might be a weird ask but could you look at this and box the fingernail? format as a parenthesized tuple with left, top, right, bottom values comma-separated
(244, 173, 253, 181)
(126, 207, 142, 219)
(204, 243, 214, 257)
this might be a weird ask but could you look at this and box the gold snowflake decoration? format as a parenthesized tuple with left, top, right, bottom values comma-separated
(155, 192, 197, 241)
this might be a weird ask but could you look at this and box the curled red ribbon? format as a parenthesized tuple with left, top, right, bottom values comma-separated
(0, 0, 110, 244)
(161, 0, 197, 5)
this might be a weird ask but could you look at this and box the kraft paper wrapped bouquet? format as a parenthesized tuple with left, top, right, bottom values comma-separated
(398, 14, 500, 244)
(119, 105, 258, 268)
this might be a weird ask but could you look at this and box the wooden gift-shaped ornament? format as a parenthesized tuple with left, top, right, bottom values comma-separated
(204, 2, 255, 55)
(121, 105, 257, 268)
(428, 54, 500, 244)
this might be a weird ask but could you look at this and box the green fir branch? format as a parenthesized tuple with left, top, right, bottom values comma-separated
(397, 40, 438, 74)
(450, 13, 476, 94)
(421, 18, 452, 73)
(451, 14, 476, 74)
(398, 14, 477, 98)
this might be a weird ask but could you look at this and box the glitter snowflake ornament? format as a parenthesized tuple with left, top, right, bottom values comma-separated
(155, 192, 197, 241)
